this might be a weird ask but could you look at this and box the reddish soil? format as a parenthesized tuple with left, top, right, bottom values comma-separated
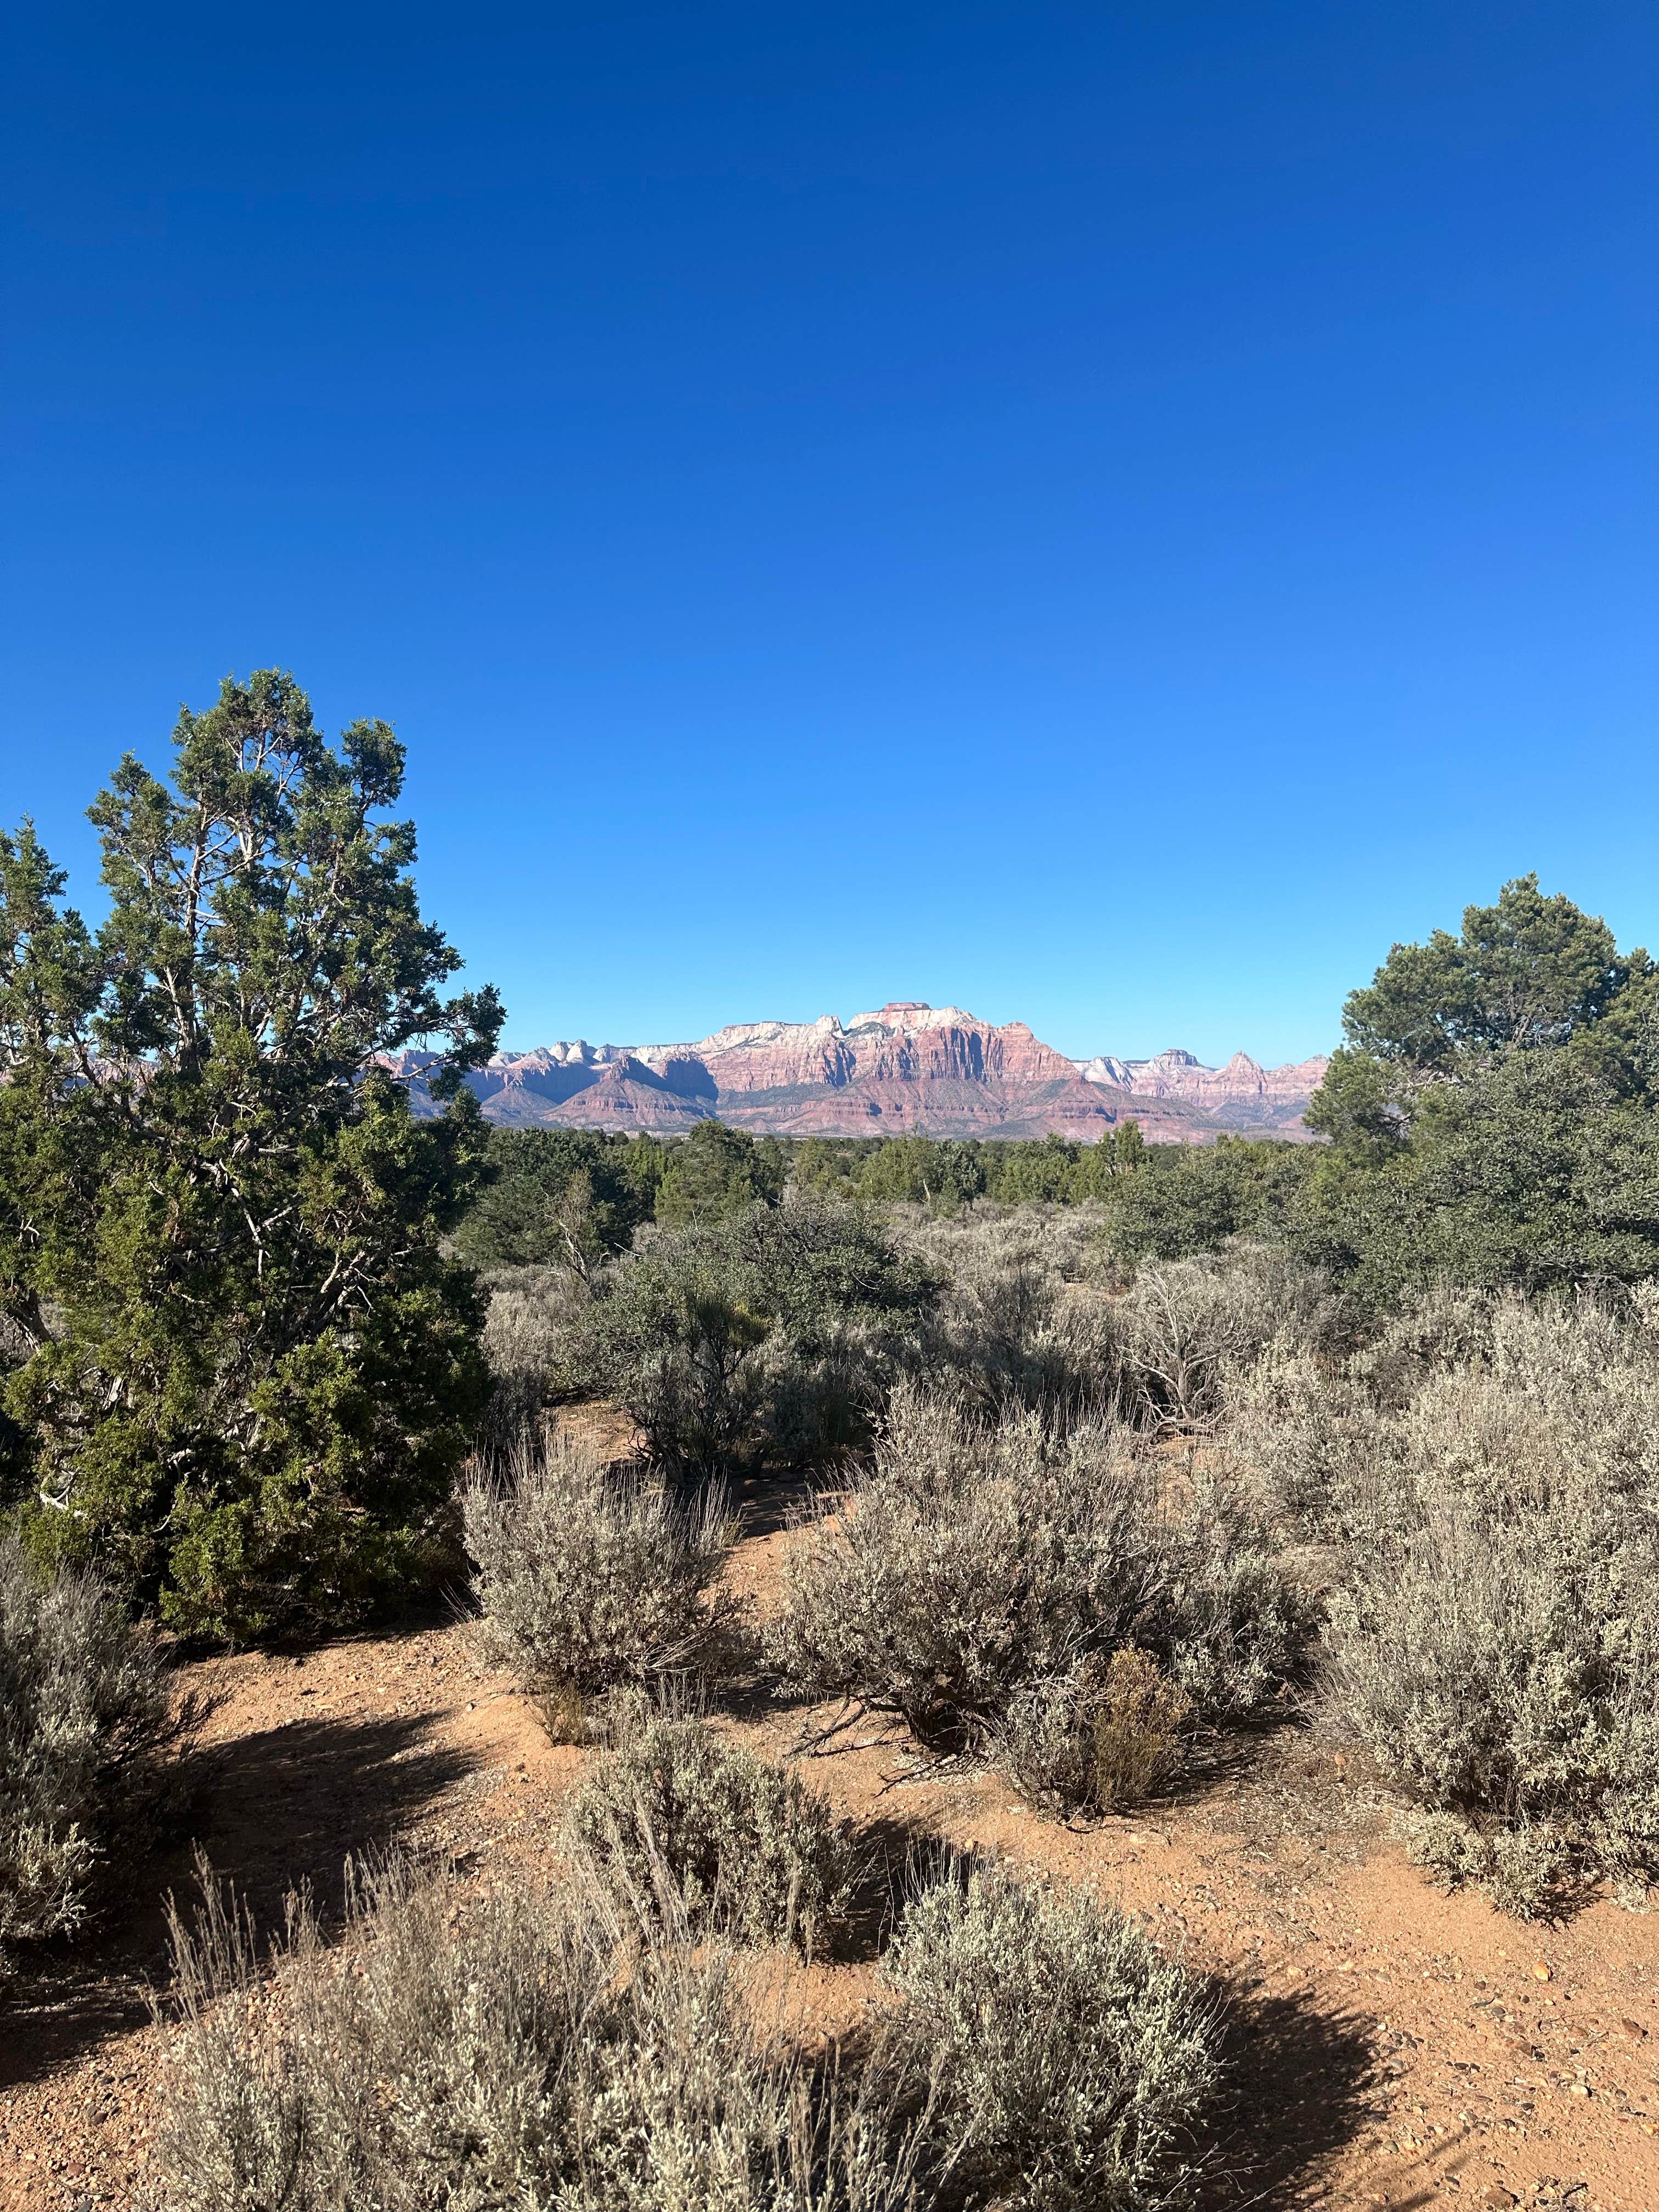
(3, 1505, 1656, 2212)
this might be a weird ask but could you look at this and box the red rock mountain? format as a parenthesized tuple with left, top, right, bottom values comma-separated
(392, 1006, 1328, 1142)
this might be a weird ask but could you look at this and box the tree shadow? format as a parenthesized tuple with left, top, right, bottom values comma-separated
(1192, 1974, 1381, 2210)
(0, 1710, 477, 2092)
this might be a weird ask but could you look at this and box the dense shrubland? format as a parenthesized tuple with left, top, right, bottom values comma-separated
(153, 1848, 1220, 2212)
(9, 675, 1659, 1956)
(770, 1385, 1316, 1804)
(1227, 1290, 1659, 1913)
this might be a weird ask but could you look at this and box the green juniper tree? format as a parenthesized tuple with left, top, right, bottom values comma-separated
(1294, 876, 1659, 1303)
(0, 672, 502, 1639)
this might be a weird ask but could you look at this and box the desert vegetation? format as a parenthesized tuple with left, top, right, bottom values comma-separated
(151, 1847, 1221, 2212)
(4, 692, 1658, 2205)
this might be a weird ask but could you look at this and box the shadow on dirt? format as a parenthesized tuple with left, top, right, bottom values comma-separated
(1194, 1975, 1380, 2210)
(0, 1711, 477, 2092)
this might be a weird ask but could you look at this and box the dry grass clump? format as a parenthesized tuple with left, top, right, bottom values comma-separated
(565, 1713, 856, 1955)
(770, 1388, 1313, 1802)
(1226, 1290, 1659, 1914)
(462, 1430, 737, 1724)
(1117, 1247, 1335, 1429)
(872, 1864, 1221, 2212)
(1, 1535, 190, 1977)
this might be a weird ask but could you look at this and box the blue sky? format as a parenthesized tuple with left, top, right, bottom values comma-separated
(3, 2, 1654, 1065)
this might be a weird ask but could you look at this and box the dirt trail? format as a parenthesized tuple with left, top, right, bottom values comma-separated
(3, 1519, 1657, 2211)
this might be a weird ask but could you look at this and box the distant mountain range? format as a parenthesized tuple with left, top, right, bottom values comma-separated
(392, 1004, 1329, 1143)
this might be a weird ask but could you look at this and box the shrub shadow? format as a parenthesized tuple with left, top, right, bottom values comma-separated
(1192, 1976, 1380, 2210)
(0, 1711, 476, 2091)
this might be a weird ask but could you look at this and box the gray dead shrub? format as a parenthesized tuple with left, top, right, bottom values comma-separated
(463, 1430, 737, 1719)
(565, 1713, 856, 1954)
(1, 1535, 188, 1975)
(150, 1853, 912, 2212)
(1118, 1248, 1325, 1429)
(871, 1864, 1220, 2212)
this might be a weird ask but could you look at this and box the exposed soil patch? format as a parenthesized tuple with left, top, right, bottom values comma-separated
(4, 1513, 1659, 2212)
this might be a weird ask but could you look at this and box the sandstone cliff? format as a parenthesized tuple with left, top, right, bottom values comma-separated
(1073, 1044, 1330, 1133)
(391, 1006, 1328, 1142)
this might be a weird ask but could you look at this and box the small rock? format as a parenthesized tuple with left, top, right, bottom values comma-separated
(1620, 2016, 1647, 2039)
(1532, 1961, 1552, 1982)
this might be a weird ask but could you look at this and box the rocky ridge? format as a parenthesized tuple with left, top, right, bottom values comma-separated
(392, 1005, 1328, 1142)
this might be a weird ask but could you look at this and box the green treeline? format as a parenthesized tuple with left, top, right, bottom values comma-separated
(456, 1114, 1317, 1272)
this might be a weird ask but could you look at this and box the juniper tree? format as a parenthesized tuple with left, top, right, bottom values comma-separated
(0, 672, 502, 1638)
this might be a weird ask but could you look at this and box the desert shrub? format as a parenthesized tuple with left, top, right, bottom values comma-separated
(151, 1854, 909, 2212)
(872, 1865, 1220, 2211)
(565, 1714, 856, 1954)
(475, 1261, 596, 1438)
(463, 1430, 737, 1714)
(654, 1118, 788, 1226)
(996, 1651, 1192, 1816)
(771, 1390, 1152, 1744)
(1118, 1246, 1335, 1428)
(1, 1536, 188, 1971)
(771, 1388, 1312, 1781)
(1098, 1137, 1314, 1264)
(1226, 1290, 1659, 1911)
(907, 1207, 1131, 1423)
(569, 1194, 938, 1481)
(454, 1127, 664, 1272)
(1329, 1506, 1659, 1915)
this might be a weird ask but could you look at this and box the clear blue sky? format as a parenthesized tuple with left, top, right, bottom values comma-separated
(3, 3, 1654, 1065)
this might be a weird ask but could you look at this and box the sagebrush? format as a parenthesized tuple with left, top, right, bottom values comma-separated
(872, 1864, 1221, 2211)
(1226, 1290, 1659, 1913)
(150, 1853, 911, 2212)
(770, 1387, 1312, 1792)
(463, 1431, 737, 1717)
(151, 1850, 1215, 2212)
(1, 1536, 189, 1974)
(565, 1713, 855, 1953)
